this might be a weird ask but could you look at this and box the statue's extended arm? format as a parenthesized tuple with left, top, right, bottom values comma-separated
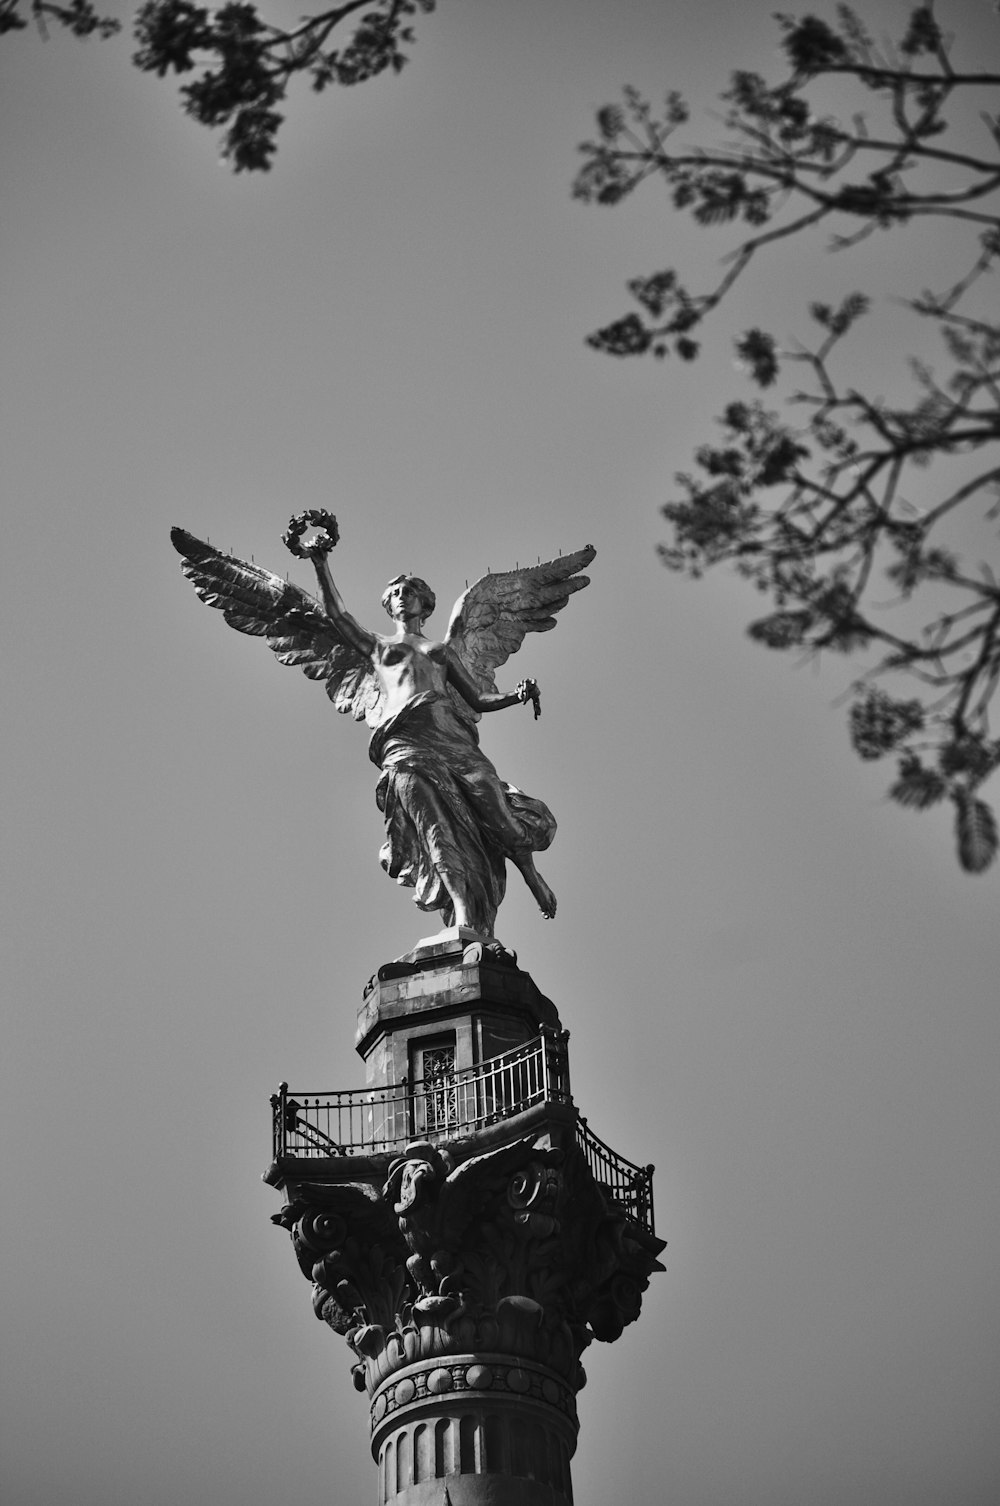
(311, 553, 376, 659)
(171, 525, 384, 724)
(444, 545, 592, 723)
(446, 650, 538, 716)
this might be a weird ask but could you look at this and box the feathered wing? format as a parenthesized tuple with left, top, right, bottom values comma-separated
(445, 546, 596, 713)
(170, 527, 382, 724)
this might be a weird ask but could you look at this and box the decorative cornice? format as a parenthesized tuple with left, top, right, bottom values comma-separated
(356, 949, 561, 1056)
(270, 1122, 665, 1406)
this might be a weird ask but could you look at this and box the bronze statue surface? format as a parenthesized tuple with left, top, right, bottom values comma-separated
(171, 516, 594, 939)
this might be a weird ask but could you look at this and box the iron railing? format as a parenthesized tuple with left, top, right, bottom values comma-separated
(271, 1028, 571, 1161)
(270, 1028, 655, 1234)
(576, 1114, 655, 1232)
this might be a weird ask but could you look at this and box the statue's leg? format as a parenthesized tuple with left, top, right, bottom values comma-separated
(510, 852, 557, 920)
(461, 768, 530, 850)
(390, 771, 500, 936)
(456, 766, 556, 921)
(434, 865, 499, 937)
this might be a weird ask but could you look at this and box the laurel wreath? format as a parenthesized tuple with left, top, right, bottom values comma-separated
(282, 509, 340, 558)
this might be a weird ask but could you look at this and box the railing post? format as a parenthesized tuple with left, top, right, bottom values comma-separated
(540, 1028, 550, 1105)
(271, 1081, 289, 1160)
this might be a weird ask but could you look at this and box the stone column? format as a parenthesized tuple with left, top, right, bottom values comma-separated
(370, 1353, 577, 1506)
(270, 1128, 663, 1505)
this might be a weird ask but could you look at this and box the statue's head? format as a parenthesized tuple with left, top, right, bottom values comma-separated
(382, 574, 436, 624)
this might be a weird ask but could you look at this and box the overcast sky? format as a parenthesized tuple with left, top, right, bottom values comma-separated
(3, 3, 999, 1504)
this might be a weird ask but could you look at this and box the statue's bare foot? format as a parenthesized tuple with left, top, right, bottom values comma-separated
(513, 855, 557, 919)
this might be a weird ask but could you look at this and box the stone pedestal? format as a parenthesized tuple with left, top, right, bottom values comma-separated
(265, 936, 664, 1504)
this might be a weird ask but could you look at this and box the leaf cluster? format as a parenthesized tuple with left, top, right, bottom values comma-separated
(1, 0, 119, 39)
(577, 4, 1000, 871)
(6, 0, 435, 169)
(133, 0, 434, 169)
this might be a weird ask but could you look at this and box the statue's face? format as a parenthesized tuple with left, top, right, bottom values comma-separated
(382, 575, 435, 623)
(385, 580, 423, 620)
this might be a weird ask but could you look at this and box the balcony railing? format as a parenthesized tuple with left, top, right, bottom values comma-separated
(270, 1027, 655, 1234)
(271, 1028, 571, 1161)
(576, 1114, 655, 1232)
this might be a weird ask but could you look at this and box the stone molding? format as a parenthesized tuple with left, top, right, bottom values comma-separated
(370, 1352, 579, 1446)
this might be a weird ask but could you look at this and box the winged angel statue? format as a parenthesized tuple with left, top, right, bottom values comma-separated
(171, 514, 594, 940)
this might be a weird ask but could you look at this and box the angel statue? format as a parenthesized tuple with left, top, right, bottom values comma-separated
(170, 513, 594, 940)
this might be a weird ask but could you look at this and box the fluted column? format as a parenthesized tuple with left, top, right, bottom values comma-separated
(371, 1353, 577, 1505)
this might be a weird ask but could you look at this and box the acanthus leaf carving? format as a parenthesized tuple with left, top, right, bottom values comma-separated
(271, 1127, 664, 1394)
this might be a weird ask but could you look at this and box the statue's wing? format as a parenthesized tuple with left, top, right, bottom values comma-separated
(445, 546, 596, 711)
(170, 527, 382, 725)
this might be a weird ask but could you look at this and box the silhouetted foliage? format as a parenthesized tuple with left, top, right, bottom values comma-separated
(575, 3, 1000, 872)
(4, 0, 435, 170)
(1, 0, 118, 37)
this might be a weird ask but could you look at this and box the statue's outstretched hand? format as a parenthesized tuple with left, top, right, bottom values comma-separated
(517, 679, 541, 719)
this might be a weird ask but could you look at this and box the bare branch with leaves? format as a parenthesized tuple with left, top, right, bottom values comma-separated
(575, 2, 1000, 871)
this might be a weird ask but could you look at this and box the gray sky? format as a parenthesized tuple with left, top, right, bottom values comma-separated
(3, 3, 999, 1504)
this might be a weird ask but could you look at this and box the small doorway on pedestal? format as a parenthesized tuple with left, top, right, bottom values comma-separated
(410, 1035, 458, 1137)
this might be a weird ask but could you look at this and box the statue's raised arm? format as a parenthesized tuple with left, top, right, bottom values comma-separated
(170, 522, 383, 723)
(171, 517, 595, 944)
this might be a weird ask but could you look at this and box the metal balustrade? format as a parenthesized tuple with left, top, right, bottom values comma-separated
(271, 1029, 571, 1161)
(270, 1026, 655, 1234)
(575, 1115, 655, 1232)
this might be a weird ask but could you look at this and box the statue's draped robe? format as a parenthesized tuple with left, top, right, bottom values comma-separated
(369, 690, 555, 936)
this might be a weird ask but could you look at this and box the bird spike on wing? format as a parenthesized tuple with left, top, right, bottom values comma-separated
(170, 527, 382, 724)
(446, 545, 596, 702)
